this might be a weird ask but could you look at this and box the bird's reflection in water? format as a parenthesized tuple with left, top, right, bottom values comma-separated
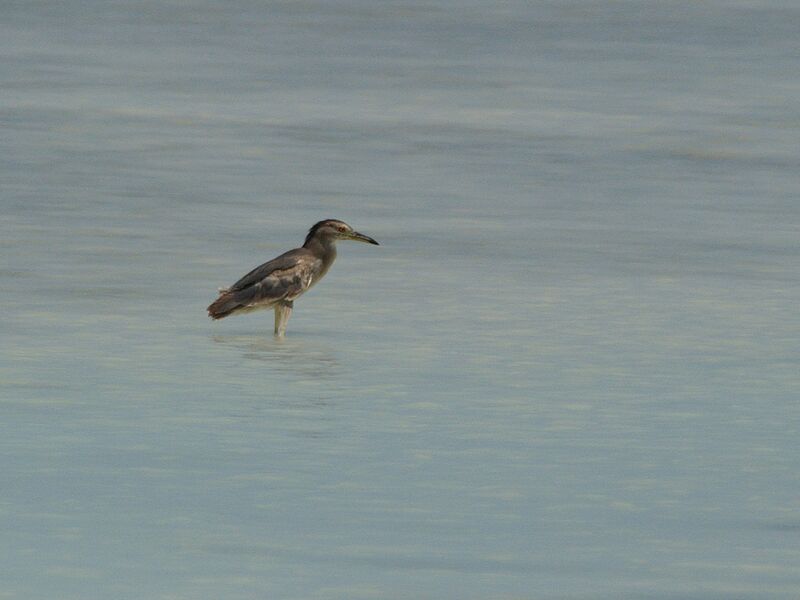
(211, 334, 340, 381)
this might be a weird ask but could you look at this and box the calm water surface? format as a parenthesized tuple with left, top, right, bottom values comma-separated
(2, 1, 799, 598)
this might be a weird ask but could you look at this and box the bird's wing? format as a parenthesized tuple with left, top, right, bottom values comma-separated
(228, 248, 307, 292)
(225, 248, 319, 306)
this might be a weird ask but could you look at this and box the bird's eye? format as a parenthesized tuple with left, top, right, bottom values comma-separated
(337, 226, 346, 232)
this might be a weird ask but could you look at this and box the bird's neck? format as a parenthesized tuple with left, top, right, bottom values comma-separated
(304, 236, 337, 266)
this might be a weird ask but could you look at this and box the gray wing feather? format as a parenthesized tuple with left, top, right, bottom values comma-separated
(226, 248, 319, 307)
(208, 248, 320, 319)
(229, 248, 308, 292)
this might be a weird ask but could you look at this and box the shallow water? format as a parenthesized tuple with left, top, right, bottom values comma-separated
(2, 1, 799, 598)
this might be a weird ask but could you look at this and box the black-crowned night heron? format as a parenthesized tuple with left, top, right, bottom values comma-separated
(207, 219, 379, 337)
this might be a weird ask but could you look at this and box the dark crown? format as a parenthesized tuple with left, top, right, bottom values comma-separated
(304, 219, 344, 246)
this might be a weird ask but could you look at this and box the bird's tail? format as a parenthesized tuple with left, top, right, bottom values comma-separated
(207, 289, 240, 320)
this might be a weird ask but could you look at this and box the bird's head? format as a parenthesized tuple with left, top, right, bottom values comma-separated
(304, 219, 379, 246)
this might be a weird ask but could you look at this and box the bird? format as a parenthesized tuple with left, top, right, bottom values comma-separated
(207, 219, 379, 337)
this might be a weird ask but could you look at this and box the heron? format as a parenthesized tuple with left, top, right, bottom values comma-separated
(207, 219, 379, 337)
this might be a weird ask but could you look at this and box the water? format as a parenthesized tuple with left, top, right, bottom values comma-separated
(2, 1, 799, 598)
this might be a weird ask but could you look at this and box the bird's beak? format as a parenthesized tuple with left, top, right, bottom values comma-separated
(349, 231, 379, 245)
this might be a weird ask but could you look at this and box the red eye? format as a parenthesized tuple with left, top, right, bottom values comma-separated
(337, 226, 346, 232)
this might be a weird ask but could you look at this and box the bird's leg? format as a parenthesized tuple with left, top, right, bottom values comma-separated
(273, 300, 293, 338)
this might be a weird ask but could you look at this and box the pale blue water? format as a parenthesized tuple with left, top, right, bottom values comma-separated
(2, 1, 799, 598)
